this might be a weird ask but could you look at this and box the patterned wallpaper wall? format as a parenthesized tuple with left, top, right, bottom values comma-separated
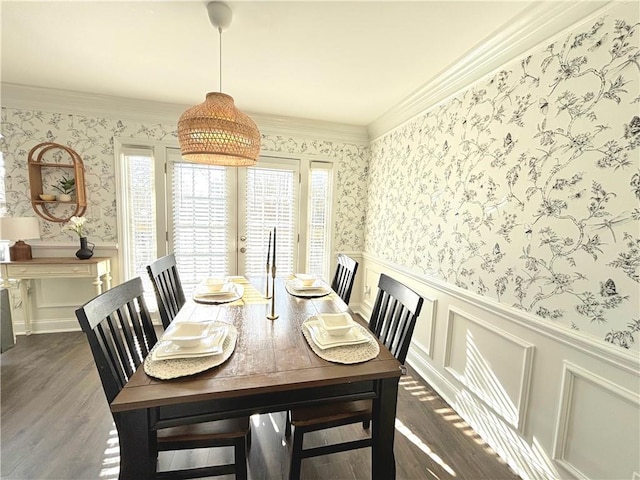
(366, 2, 639, 350)
(1, 110, 368, 253)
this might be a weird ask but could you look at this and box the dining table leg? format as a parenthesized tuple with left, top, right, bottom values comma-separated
(115, 409, 155, 480)
(372, 377, 399, 479)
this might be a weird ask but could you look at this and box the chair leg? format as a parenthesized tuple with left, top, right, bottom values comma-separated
(288, 426, 304, 480)
(234, 436, 248, 480)
(285, 410, 292, 438)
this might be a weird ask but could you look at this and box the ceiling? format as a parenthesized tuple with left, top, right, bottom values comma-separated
(1, 1, 538, 127)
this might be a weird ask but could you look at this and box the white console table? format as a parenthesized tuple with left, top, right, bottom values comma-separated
(0, 257, 112, 335)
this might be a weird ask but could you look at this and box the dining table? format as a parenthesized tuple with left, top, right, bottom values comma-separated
(110, 276, 403, 479)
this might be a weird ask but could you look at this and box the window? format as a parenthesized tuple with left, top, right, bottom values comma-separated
(170, 158, 231, 294)
(116, 140, 335, 299)
(241, 160, 298, 277)
(117, 146, 158, 307)
(307, 162, 332, 280)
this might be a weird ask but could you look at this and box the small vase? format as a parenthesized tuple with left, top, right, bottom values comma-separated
(57, 193, 72, 202)
(76, 237, 94, 260)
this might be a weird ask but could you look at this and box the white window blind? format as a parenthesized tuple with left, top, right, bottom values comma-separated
(120, 146, 157, 308)
(308, 162, 332, 280)
(244, 166, 296, 277)
(171, 160, 229, 296)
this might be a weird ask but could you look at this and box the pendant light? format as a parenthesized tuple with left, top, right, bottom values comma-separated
(178, 2, 260, 167)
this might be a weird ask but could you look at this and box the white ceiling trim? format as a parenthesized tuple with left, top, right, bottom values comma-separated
(368, 1, 612, 140)
(0, 83, 369, 146)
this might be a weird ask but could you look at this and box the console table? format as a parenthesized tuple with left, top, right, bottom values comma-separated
(0, 257, 111, 335)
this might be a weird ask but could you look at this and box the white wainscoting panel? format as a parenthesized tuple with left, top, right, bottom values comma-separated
(412, 296, 437, 360)
(554, 362, 640, 480)
(444, 307, 534, 432)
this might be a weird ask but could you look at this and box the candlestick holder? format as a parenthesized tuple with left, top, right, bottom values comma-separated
(266, 265, 279, 320)
(264, 263, 272, 299)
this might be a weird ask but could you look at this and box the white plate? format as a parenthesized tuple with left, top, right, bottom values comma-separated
(194, 282, 235, 297)
(154, 325, 228, 360)
(290, 279, 328, 291)
(306, 319, 369, 350)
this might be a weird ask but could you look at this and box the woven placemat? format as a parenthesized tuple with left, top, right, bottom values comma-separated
(301, 317, 379, 364)
(144, 322, 237, 379)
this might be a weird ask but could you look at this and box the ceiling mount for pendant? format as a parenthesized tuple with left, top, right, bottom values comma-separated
(207, 1, 233, 31)
(177, 1, 261, 167)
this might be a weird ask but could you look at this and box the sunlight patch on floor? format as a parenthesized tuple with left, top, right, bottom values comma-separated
(395, 418, 457, 477)
(99, 426, 119, 479)
(401, 375, 440, 402)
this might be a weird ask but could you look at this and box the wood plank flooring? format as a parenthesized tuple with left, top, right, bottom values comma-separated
(1, 332, 521, 480)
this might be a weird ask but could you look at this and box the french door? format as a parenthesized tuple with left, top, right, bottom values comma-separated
(166, 148, 300, 293)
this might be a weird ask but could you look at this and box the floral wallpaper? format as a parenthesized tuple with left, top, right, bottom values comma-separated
(366, 3, 640, 350)
(1, 110, 368, 253)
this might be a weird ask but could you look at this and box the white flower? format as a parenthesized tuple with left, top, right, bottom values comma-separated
(62, 216, 87, 237)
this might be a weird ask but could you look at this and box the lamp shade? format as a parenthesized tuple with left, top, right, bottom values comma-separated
(0, 217, 40, 261)
(0, 217, 40, 241)
(177, 92, 261, 167)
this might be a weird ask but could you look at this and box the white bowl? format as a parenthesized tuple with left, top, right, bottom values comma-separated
(163, 322, 216, 348)
(295, 273, 316, 286)
(319, 312, 354, 336)
(39, 194, 56, 201)
(202, 277, 226, 293)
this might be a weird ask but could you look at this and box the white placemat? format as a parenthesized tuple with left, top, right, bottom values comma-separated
(144, 322, 238, 379)
(285, 280, 332, 298)
(301, 317, 380, 364)
(193, 283, 244, 305)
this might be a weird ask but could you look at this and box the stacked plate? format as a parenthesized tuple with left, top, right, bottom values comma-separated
(194, 280, 236, 298)
(152, 322, 229, 361)
(287, 273, 331, 296)
(193, 280, 243, 304)
(305, 313, 369, 350)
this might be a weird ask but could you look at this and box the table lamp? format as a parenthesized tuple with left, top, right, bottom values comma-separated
(0, 217, 40, 261)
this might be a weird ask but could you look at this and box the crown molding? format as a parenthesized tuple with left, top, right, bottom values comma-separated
(0, 83, 369, 146)
(367, 1, 613, 140)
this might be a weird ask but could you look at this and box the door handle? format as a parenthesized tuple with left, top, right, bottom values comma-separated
(239, 247, 247, 253)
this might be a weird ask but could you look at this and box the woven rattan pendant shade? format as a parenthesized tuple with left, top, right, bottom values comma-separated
(178, 92, 260, 166)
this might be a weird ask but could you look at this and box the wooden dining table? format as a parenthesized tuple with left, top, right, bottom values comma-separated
(110, 276, 403, 479)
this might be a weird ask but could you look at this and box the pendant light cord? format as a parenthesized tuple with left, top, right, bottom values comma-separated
(218, 27, 223, 92)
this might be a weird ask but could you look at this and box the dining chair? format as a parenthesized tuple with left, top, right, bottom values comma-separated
(330, 253, 359, 304)
(75, 277, 250, 479)
(147, 253, 186, 329)
(286, 273, 424, 480)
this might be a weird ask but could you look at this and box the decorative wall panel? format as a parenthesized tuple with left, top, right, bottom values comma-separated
(444, 307, 534, 431)
(554, 362, 640, 479)
(412, 296, 437, 359)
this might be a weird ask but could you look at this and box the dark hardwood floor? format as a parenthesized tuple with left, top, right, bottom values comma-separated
(1, 332, 521, 480)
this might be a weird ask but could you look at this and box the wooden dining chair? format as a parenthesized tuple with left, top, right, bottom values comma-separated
(147, 253, 186, 329)
(75, 277, 250, 479)
(286, 273, 424, 480)
(330, 253, 359, 304)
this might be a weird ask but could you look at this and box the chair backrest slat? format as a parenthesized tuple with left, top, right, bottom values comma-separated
(147, 254, 186, 328)
(331, 254, 359, 304)
(368, 274, 424, 364)
(76, 277, 158, 404)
